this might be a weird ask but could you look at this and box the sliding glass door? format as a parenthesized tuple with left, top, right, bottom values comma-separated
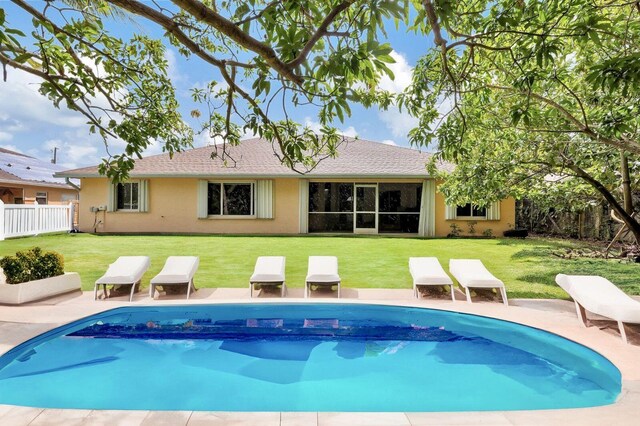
(354, 184, 377, 234)
(308, 182, 423, 234)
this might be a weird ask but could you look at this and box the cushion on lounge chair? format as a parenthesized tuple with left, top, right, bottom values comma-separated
(556, 274, 640, 323)
(96, 256, 150, 284)
(409, 257, 453, 285)
(250, 256, 286, 283)
(150, 256, 199, 284)
(306, 256, 340, 283)
(449, 259, 504, 288)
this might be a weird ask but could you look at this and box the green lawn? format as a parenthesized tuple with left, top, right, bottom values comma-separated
(1, 234, 638, 298)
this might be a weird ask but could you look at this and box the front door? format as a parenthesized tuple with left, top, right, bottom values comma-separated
(354, 184, 377, 234)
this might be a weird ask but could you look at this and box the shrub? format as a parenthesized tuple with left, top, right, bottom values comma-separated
(0, 247, 64, 284)
(503, 229, 529, 238)
(467, 221, 477, 235)
(482, 228, 494, 238)
(447, 223, 461, 237)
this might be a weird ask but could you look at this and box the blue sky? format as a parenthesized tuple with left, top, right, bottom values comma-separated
(0, 2, 434, 170)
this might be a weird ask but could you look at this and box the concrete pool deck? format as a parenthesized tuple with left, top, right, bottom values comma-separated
(0, 287, 639, 425)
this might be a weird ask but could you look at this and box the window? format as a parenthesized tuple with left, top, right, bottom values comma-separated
(117, 182, 139, 210)
(308, 182, 354, 233)
(14, 197, 24, 204)
(35, 192, 48, 205)
(378, 183, 422, 233)
(207, 183, 254, 216)
(456, 203, 486, 218)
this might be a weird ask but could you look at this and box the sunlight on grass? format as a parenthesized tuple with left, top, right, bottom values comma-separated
(1, 234, 638, 298)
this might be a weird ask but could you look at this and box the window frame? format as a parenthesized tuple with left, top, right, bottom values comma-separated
(207, 181, 256, 218)
(116, 181, 140, 212)
(455, 203, 487, 220)
(35, 191, 48, 205)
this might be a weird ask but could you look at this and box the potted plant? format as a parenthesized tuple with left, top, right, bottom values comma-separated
(0, 247, 81, 304)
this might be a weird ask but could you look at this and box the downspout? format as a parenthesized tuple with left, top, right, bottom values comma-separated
(65, 177, 80, 191)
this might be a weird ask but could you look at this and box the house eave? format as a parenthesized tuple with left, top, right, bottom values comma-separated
(57, 173, 433, 180)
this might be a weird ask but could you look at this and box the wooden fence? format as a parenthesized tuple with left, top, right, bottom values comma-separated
(0, 200, 75, 241)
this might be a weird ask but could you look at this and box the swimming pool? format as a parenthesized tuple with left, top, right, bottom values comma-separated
(0, 303, 621, 411)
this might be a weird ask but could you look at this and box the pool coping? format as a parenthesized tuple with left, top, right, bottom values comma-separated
(1, 289, 639, 425)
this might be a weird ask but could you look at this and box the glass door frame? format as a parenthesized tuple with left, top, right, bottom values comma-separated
(353, 183, 378, 234)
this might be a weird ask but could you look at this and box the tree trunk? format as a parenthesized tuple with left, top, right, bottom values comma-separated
(620, 151, 633, 214)
(567, 163, 640, 244)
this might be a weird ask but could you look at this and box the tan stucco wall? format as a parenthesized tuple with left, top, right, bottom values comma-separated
(78, 177, 516, 236)
(0, 184, 78, 205)
(78, 178, 300, 234)
(434, 188, 516, 237)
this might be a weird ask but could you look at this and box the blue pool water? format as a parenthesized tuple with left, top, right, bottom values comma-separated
(0, 304, 621, 411)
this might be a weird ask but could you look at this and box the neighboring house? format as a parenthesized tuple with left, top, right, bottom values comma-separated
(0, 148, 79, 205)
(56, 138, 515, 237)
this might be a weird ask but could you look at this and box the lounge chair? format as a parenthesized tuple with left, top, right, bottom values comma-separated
(94, 256, 150, 302)
(449, 259, 508, 306)
(249, 256, 286, 298)
(305, 256, 341, 298)
(150, 256, 200, 300)
(409, 257, 455, 300)
(556, 274, 640, 344)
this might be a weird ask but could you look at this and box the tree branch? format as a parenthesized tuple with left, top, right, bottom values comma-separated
(288, 1, 354, 67)
(169, 0, 303, 85)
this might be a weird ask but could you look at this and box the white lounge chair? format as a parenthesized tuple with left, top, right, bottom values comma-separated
(249, 256, 286, 298)
(449, 259, 508, 306)
(409, 257, 455, 300)
(150, 256, 200, 300)
(556, 274, 640, 344)
(94, 256, 150, 302)
(305, 256, 341, 298)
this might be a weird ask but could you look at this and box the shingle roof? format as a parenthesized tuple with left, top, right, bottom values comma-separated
(57, 138, 452, 178)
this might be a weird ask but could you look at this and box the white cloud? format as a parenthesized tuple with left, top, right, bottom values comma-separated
(378, 51, 413, 94)
(165, 49, 187, 83)
(0, 69, 88, 129)
(303, 117, 359, 138)
(377, 107, 419, 139)
(381, 139, 397, 146)
(0, 132, 13, 142)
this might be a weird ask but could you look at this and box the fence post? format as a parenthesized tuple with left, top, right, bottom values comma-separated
(68, 201, 75, 232)
(34, 200, 40, 235)
(0, 200, 5, 241)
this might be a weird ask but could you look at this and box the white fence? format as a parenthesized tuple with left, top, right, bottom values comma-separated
(0, 200, 75, 241)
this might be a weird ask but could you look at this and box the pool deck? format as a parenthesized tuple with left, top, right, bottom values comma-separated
(1, 287, 639, 425)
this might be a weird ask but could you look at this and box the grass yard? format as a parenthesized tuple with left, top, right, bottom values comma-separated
(1, 233, 638, 298)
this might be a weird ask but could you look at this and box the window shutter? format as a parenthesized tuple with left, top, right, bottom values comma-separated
(487, 201, 501, 220)
(418, 180, 436, 237)
(445, 204, 457, 220)
(197, 180, 209, 218)
(299, 179, 309, 233)
(138, 180, 149, 212)
(107, 182, 117, 212)
(256, 180, 274, 219)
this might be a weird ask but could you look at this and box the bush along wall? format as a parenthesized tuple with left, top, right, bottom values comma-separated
(0, 247, 64, 284)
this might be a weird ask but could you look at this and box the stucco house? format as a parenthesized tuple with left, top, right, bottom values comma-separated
(56, 138, 514, 236)
(0, 148, 79, 205)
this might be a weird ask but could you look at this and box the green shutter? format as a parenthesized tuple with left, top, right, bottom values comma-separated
(445, 204, 457, 220)
(138, 180, 149, 212)
(256, 180, 274, 219)
(299, 179, 309, 233)
(418, 180, 436, 237)
(197, 180, 209, 218)
(487, 201, 501, 220)
(107, 182, 117, 212)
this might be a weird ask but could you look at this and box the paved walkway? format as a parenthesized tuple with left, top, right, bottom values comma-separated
(1, 288, 639, 425)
